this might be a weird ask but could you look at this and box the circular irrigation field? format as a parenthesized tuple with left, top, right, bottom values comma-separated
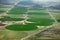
(0, 17, 24, 21)
(5, 23, 38, 31)
(27, 19, 54, 26)
(57, 19, 60, 22)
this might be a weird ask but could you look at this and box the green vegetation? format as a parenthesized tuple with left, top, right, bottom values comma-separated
(28, 12, 48, 15)
(57, 19, 60, 22)
(0, 7, 8, 14)
(28, 11, 50, 19)
(8, 6, 28, 14)
(0, 10, 5, 14)
(0, 17, 24, 21)
(29, 7, 45, 10)
(0, 5, 11, 12)
(27, 10, 54, 26)
(0, 5, 11, 8)
(5, 23, 38, 31)
(0, 4, 60, 40)
(29, 15, 51, 19)
(0, 8, 10, 11)
(28, 18, 54, 26)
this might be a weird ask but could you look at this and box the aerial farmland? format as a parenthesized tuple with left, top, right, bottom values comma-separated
(0, 0, 60, 40)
